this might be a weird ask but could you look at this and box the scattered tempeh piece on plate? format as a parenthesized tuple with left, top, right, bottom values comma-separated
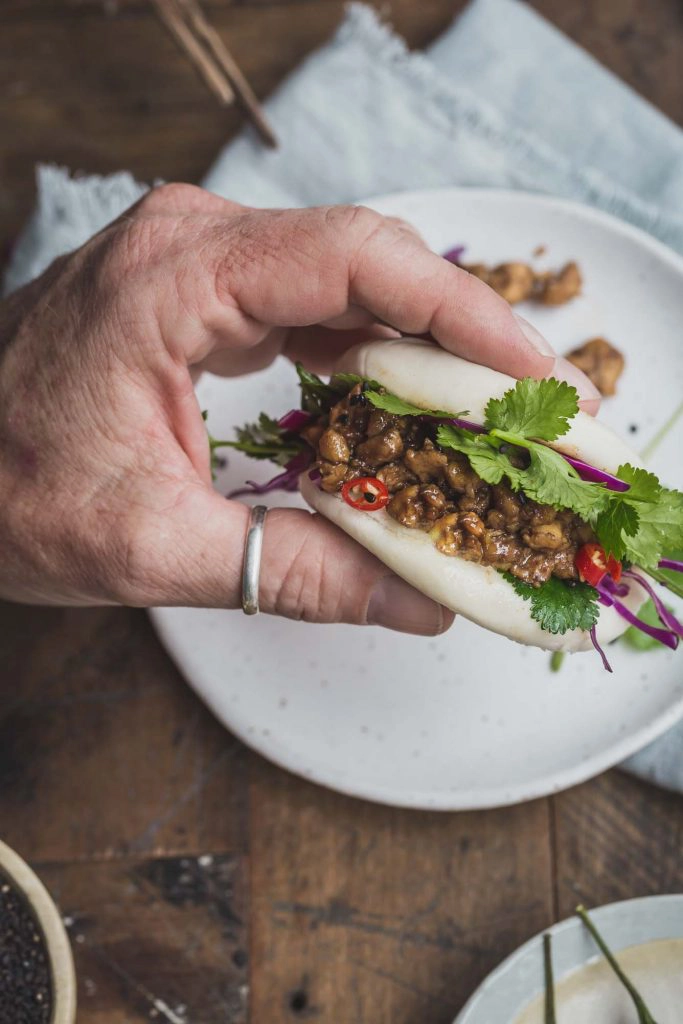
(534, 260, 582, 305)
(459, 259, 582, 305)
(565, 337, 625, 396)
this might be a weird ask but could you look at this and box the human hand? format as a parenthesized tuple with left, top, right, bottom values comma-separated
(0, 184, 598, 632)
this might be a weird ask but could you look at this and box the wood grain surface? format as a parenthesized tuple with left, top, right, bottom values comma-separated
(1, 2, 682, 1022)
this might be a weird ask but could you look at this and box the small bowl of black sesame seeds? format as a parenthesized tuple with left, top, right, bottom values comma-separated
(0, 839, 76, 1024)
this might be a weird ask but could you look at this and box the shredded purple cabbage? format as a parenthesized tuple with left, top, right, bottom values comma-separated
(597, 578, 679, 651)
(560, 454, 630, 492)
(599, 575, 630, 599)
(278, 409, 313, 432)
(227, 448, 312, 500)
(659, 558, 683, 573)
(447, 417, 487, 434)
(590, 571, 681, 662)
(623, 569, 683, 638)
(610, 597, 679, 651)
(589, 626, 613, 672)
(443, 245, 466, 265)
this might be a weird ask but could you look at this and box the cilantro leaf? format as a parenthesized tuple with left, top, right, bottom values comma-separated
(595, 499, 640, 560)
(624, 488, 683, 569)
(595, 464, 671, 562)
(436, 425, 518, 485)
(297, 366, 382, 412)
(296, 363, 338, 414)
(520, 446, 611, 518)
(609, 465, 682, 568)
(438, 425, 610, 518)
(503, 573, 599, 635)
(485, 378, 579, 441)
(213, 412, 303, 467)
(329, 372, 380, 392)
(366, 391, 464, 419)
(614, 464, 661, 503)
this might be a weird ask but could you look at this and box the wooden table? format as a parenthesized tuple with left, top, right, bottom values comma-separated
(1, 2, 682, 1021)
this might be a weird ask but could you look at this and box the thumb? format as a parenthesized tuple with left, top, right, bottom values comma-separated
(128, 488, 453, 636)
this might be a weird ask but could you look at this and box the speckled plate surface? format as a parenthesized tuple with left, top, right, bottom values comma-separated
(455, 894, 683, 1023)
(150, 188, 683, 810)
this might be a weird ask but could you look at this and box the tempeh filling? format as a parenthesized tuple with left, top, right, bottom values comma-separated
(302, 383, 596, 587)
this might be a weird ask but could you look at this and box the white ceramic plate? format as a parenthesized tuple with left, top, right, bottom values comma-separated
(150, 188, 683, 810)
(455, 894, 683, 1023)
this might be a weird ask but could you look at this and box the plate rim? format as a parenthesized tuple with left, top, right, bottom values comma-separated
(363, 185, 683, 277)
(453, 893, 683, 1023)
(151, 186, 683, 811)
(151, 601, 683, 812)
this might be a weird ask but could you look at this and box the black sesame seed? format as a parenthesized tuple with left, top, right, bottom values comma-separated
(0, 868, 52, 1023)
(364, 492, 376, 503)
(629, 423, 639, 433)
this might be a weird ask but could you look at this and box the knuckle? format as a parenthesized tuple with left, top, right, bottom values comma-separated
(137, 182, 205, 216)
(322, 204, 383, 241)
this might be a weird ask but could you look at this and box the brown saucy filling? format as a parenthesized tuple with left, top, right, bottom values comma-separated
(302, 383, 596, 587)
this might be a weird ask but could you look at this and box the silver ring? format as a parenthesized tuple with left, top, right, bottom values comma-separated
(242, 505, 267, 615)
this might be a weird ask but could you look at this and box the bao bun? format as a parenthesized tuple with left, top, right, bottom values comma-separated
(300, 339, 645, 652)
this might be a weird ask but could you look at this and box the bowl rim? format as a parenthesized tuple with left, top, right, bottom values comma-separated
(0, 839, 77, 1024)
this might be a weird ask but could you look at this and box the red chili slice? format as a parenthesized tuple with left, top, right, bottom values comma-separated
(575, 542, 622, 587)
(341, 476, 389, 512)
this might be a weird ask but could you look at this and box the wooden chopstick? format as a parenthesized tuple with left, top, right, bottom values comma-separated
(151, 0, 278, 149)
(176, 0, 278, 149)
(151, 0, 234, 106)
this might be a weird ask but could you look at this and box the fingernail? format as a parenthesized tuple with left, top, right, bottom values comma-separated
(513, 313, 555, 358)
(366, 575, 452, 636)
(552, 356, 601, 413)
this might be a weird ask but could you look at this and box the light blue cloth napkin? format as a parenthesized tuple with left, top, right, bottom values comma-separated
(4, 0, 682, 791)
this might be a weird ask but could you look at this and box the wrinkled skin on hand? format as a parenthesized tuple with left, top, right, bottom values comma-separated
(0, 184, 598, 633)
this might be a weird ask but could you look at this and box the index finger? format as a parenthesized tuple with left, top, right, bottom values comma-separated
(217, 204, 555, 380)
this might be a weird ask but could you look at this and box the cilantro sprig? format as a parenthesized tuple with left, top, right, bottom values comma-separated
(504, 574, 599, 635)
(436, 377, 682, 579)
(208, 412, 305, 468)
(437, 423, 611, 521)
(297, 364, 382, 414)
(436, 378, 612, 521)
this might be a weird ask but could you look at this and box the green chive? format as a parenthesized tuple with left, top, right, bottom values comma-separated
(543, 933, 557, 1024)
(575, 905, 659, 1024)
(550, 651, 565, 673)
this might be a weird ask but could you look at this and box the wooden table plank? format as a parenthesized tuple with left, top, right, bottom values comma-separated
(534, 0, 683, 126)
(553, 771, 683, 916)
(0, 0, 462, 248)
(248, 758, 553, 1022)
(0, 604, 248, 863)
(37, 853, 248, 1023)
